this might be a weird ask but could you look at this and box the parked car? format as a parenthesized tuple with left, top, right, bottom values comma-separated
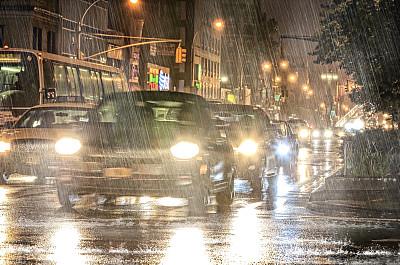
(53, 91, 235, 212)
(210, 103, 277, 195)
(0, 103, 96, 184)
(271, 120, 299, 171)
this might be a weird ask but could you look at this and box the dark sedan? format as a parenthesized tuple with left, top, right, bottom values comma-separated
(54, 91, 235, 212)
(210, 104, 277, 196)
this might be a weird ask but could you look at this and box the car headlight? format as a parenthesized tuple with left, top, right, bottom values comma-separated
(324, 129, 333, 138)
(299, 129, 310, 139)
(276, 142, 290, 156)
(55, 137, 82, 155)
(170, 141, 200, 160)
(237, 139, 258, 156)
(0, 141, 11, 153)
(312, 130, 321, 138)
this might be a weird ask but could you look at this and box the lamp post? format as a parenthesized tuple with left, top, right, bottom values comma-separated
(76, 0, 138, 60)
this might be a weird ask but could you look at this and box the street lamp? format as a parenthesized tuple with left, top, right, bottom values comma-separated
(212, 19, 225, 31)
(77, 0, 138, 60)
(262, 61, 273, 72)
(221, 76, 229, 83)
(279, 59, 289, 71)
(287, 72, 298, 84)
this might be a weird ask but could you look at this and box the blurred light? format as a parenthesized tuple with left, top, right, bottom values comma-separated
(299, 129, 310, 139)
(262, 61, 272, 72)
(213, 19, 225, 31)
(302, 84, 309, 91)
(129, 0, 139, 4)
(274, 76, 282, 83)
(0, 141, 10, 153)
(323, 129, 333, 139)
(319, 102, 326, 109)
(229, 204, 261, 263)
(157, 197, 185, 207)
(163, 227, 210, 265)
(170, 141, 199, 160)
(312, 130, 321, 138)
(307, 90, 314, 96)
(288, 73, 298, 84)
(352, 119, 365, 131)
(237, 139, 258, 156)
(383, 113, 390, 119)
(50, 224, 85, 265)
(298, 148, 309, 160)
(279, 59, 289, 70)
(221, 76, 228, 83)
(276, 143, 290, 156)
(55, 138, 81, 155)
(321, 74, 327, 80)
(342, 104, 349, 112)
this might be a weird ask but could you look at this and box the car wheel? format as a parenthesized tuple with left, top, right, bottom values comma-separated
(56, 182, 74, 209)
(0, 171, 10, 185)
(216, 172, 234, 207)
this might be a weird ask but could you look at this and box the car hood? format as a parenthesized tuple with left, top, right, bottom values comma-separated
(0, 128, 83, 142)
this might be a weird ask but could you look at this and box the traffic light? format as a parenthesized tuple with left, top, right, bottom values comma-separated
(175, 46, 187, 64)
(181, 48, 187, 63)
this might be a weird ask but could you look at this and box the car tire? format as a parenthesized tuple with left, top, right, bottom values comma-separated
(216, 172, 234, 207)
(56, 182, 74, 209)
(0, 171, 10, 185)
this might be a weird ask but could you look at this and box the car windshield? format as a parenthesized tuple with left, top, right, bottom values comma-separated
(14, 107, 91, 128)
(96, 93, 209, 148)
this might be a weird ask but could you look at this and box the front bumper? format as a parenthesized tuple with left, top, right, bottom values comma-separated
(56, 156, 209, 198)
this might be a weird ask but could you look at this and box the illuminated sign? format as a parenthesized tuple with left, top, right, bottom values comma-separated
(147, 63, 170, 91)
(159, 70, 170, 91)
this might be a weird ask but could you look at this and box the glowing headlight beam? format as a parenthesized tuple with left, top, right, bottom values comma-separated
(55, 138, 82, 155)
(299, 129, 310, 139)
(0, 141, 11, 153)
(323, 129, 333, 139)
(170, 141, 200, 160)
(276, 143, 290, 156)
(312, 130, 321, 138)
(237, 139, 258, 156)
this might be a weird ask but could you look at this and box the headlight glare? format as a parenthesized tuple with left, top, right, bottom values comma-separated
(170, 141, 200, 160)
(277, 143, 290, 156)
(237, 139, 258, 156)
(324, 129, 333, 138)
(312, 130, 321, 138)
(55, 137, 82, 155)
(299, 129, 309, 139)
(0, 141, 11, 153)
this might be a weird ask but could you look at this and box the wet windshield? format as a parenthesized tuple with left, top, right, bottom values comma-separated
(15, 107, 91, 128)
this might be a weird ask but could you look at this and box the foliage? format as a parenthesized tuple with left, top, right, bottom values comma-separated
(345, 130, 400, 177)
(314, 0, 400, 119)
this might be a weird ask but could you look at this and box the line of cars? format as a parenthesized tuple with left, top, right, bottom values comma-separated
(0, 91, 299, 212)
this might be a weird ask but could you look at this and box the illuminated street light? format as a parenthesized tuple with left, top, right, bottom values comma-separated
(274, 76, 282, 83)
(279, 59, 289, 70)
(262, 61, 272, 72)
(302, 84, 310, 91)
(288, 72, 298, 84)
(221, 76, 228, 83)
(213, 19, 225, 31)
(129, 0, 139, 3)
(307, 90, 314, 96)
(320, 102, 326, 109)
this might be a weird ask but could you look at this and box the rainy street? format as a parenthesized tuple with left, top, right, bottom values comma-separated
(0, 141, 399, 265)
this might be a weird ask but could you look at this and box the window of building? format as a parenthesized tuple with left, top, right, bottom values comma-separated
(0, 25, 4, 47)
(47, 31, 56, 53)
(33, 27, 42, 51)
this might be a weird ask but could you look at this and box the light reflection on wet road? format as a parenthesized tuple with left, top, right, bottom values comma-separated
(0, 141, 399, 264)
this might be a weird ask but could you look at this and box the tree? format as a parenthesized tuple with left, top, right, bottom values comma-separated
(314, 0, 400, 120)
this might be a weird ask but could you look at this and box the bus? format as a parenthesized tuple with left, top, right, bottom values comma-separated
(0, 48, 128, 124)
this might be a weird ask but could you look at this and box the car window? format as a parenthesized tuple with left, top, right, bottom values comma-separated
(15, 108, 90, 128)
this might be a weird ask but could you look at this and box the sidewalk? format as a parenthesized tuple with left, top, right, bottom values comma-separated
(308, 169, 400, 215)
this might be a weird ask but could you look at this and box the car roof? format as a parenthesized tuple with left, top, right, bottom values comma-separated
(103, 91, 207, 105)
(30, 103, 96, 109)
(209, 103, 264, 113)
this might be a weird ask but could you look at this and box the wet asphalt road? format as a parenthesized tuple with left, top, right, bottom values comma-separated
(0, 140, 399, 264)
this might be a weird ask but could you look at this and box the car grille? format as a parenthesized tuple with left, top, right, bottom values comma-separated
(11, 139, 54, 153)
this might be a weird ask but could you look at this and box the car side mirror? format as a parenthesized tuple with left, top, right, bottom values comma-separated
(45, 88, 56, 100)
